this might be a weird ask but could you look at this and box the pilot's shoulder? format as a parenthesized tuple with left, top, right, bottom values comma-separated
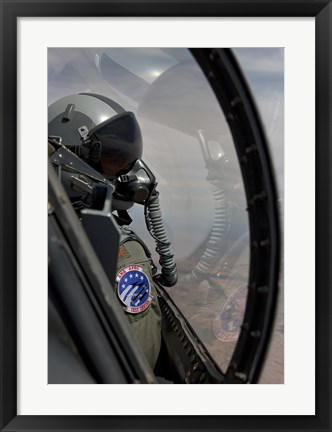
(116, 227, 147, 271)
(118, 225, 151, 260)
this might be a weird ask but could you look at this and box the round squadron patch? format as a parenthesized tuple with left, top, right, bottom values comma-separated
(116, 265, 152, 314)
(213, 283, 247, 342)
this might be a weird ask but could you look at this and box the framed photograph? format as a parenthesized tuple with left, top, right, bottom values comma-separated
(1, 1, 331, 431)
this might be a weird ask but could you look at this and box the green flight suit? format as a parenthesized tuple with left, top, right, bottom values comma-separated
(116, 234, 162, 369)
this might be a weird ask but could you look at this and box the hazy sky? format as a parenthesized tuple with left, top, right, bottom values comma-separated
(48, 48, 284, 261)
(48, 48, 284, 378)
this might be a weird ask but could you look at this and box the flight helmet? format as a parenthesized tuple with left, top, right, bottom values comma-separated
(48, 92, 143, 178)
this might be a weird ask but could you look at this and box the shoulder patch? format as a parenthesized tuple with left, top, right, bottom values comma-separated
(116, 265, 152, 314)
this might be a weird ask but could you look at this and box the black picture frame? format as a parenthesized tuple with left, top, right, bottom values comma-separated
(0, 1, 331, 431)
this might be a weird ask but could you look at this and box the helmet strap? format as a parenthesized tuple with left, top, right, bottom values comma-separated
(88, 140, 102, 165)
(77, 125, 102, 167)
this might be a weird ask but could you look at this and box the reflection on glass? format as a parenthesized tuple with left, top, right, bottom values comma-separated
(48, 47, 283, 381)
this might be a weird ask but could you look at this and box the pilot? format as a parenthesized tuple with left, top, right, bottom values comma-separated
(48, 92, 177, 370)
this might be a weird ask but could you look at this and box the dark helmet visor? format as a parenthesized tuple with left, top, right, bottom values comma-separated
(91, 111, 143, 177)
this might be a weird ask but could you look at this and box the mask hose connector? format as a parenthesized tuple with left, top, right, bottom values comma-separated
(145, 192, 177, 287)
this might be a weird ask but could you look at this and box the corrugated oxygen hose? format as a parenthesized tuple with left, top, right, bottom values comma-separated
(180, 180, 229, 284)
(145, 192, 178, 287)
(180, 129, 230, 286)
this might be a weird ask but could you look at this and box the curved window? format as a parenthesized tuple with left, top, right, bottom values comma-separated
(48, 47, 283, 382)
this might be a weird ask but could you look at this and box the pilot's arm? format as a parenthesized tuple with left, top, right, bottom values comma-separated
(116, 233, 162, 369)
